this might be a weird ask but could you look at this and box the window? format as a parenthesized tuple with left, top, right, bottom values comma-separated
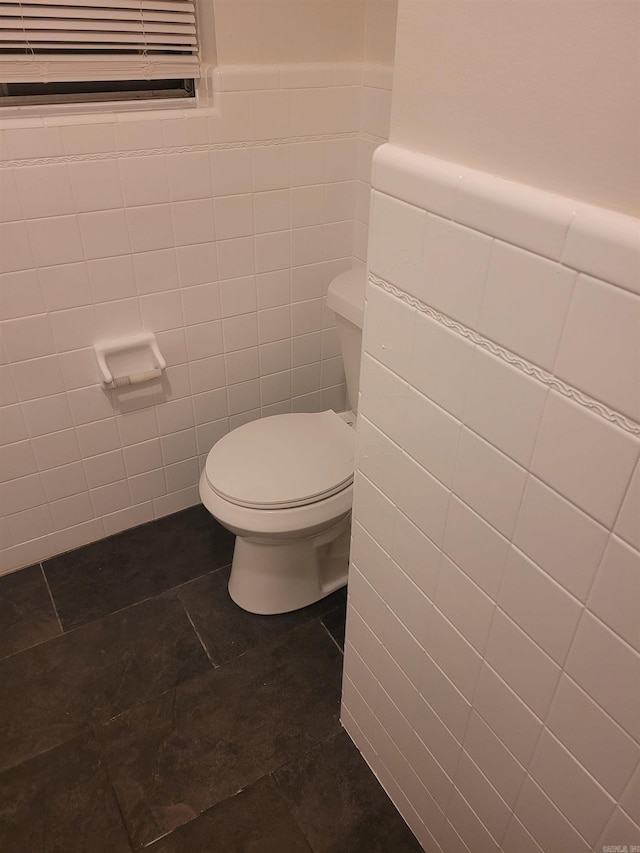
(0, 0, 201, 108)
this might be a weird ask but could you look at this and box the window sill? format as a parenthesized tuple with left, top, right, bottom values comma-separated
(0, 65, 219, 130)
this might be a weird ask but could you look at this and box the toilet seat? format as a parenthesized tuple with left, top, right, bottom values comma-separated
(204, 410, 355, 510)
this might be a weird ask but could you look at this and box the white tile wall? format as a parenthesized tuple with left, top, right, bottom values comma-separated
(0, 62, 394, 574)
(354, 65, 393, 265)
(342, 145, 640, 851)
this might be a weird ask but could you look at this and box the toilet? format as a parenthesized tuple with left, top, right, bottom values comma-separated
(199, 267, 366, 615)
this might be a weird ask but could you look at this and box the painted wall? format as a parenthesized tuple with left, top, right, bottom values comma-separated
(213, 0, 367, 64)
(0, 63, 393, 574)
(213, 0, 397, 66)
(390, 0, 640, 216)
(364, 0, 398, 64)
(342, 144, 640, 852)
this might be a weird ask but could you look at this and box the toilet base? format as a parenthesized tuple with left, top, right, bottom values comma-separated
(228, 514, 351, 615)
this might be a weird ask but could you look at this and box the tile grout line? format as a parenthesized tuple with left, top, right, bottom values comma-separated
(90, 723, 137, 853)
(320, 617, 344, 655)
(269, 772, 318, 853)
(268, 728, 348, 853)
(36, 556, 231, 639)
(181, 602, 219, 669)
(39, 562, 65, 635)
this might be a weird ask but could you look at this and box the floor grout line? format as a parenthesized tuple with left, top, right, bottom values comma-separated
(182, 603, 219, 669)
(320, 618, 345, 655)
(39, 563, 64, 635)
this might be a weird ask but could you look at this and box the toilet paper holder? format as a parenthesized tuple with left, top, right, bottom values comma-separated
(94, 333, 166, 389)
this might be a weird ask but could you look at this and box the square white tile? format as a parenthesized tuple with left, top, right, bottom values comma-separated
(514, 776, 591, 853)
(562, 202, 640, 295)
(615, 459, 640, 550)
(547, 674, 639, 801)
(217, 237, 256, 280)
(426, 607, 483, 702)
(0, 270, 44, 321)
(214, 194, 254, 241)
(119, 155, 169, 207)
(443, 496, 509, 600)
(484, 609, 561, 720)
(358, 354, 407, 446)
(28, 216, 84, 268)
(554, 274, 640, 422)
(2, 315, 55, 362)
(41, 462, 87, 503)
(513, 475, 608, 602)
(408, 311, 475, 420)
(126, 204, 174, 254)
(362, 282, 416, 381)
(211, 148, 253, 197)
(78, 210, 131, 261)
(166, 151, 212, 202)
(391, 507, 442, 601)
(253, 189, 290, 235)
(529, 728, 616, 847)
(454, 168, 575, 262)
(452, 429, 527, 539)
(565, 612, 640, 740)
(368, 192, 427, 293)
(472, 663, 542, 768)
(67, 160, 124, 213)
(418, 654, 471, 746)
(450, 754, 509, 848)
(463, 347, 548, 467)
(182, 282, 222, 326)
(587, 535, 640, 652)
(15, 163, 75, 220)
(434, 555, 496, 655)
(252, 144, 291, 192)
(478, 241, 576, 371)
(419, 215, 492, 329)
(88, 255, 137, 304)
(530, 391, 640, 528)
(463, 711, 526, 809)
(498, 545, 582, 665)
(176, 242, 219, 288)
(140, 290, 183, 332)
(171, 198, 216, 247)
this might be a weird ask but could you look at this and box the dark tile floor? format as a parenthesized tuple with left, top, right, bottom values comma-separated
(0, 505, 422, 852)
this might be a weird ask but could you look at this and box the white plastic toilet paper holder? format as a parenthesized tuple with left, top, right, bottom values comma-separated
(94, 333, 166, 389)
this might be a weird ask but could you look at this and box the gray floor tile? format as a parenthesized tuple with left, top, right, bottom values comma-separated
(0, 564, 61, 660)
(98, 621, 343, 848)
(0, 596, 211, 773)
(274, 730, 424, 853)
(0, 733, 131, 853)
(2, 509, 419, 852)
(43, 505, 234, 630)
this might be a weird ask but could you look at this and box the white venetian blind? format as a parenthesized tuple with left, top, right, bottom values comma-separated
(0, 0, 200, 83)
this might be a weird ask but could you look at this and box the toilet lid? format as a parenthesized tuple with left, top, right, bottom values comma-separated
(205, 410, 355, 509)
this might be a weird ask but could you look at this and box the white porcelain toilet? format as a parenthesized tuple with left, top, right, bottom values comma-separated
(199, 267, 366, 614)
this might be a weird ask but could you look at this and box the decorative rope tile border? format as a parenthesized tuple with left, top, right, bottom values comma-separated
(0, 130, 359, 169)
(361, 132, 387, 145)
(369, 272, 640, 438)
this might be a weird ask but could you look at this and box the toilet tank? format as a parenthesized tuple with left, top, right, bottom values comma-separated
(326, 267, 366, 413)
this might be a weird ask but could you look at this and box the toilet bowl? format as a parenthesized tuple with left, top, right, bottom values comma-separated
(199, 267, 366, 615)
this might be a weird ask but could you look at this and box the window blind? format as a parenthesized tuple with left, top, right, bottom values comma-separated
(0, 0, 200, 83)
